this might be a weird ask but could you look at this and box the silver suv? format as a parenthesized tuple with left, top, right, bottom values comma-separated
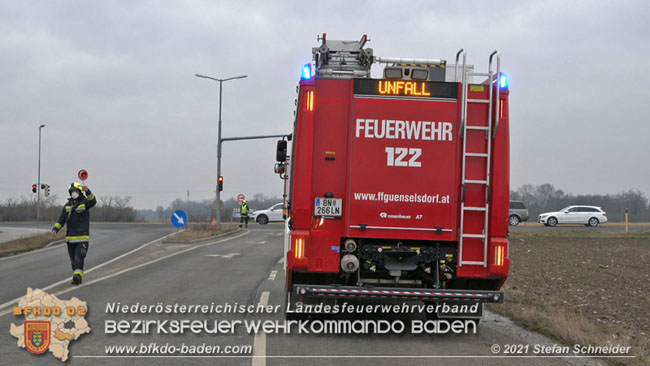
(509, 201, 529, 226)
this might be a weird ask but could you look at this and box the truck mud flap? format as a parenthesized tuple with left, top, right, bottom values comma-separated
(294, 285, 503, 303)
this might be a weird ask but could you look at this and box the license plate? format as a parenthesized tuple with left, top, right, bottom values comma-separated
(314, 198, 342, 217)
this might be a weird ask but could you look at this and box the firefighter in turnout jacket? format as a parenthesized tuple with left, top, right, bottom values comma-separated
(51, 182, 97, 285)
(240, 200, 250, 228)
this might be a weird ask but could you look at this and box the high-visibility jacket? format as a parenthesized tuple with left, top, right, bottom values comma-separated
(52, 190, 97, 242)
(241, 203, 249, 217)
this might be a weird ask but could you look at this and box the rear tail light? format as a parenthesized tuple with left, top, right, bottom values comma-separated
(306, 91, 314, 111)
(295, 238, 305, 259)
(495, 245, 505, 266)
(603, 213, 607, 216)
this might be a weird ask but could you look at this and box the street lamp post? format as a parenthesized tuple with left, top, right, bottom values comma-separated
(195, 73, 247, 224)
(37, 124, 45, 223)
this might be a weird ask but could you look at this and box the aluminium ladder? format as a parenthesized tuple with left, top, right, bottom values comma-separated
(456, 50, 501, 267)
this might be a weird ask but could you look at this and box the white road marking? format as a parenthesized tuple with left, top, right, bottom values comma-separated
(277, 257, 284, 264)
(268, 271, 277, 281)
(45, 239, 66, 248)
(205, 253, 240, 259)
(0, 230, 249, 315)
(252, 291, 269, 366)
(247, 241, 268, 245)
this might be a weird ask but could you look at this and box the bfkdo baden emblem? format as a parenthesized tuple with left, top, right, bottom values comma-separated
(25, 321, 51, 354)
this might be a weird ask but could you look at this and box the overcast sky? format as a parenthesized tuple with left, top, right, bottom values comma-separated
(1, 0, 649, 209)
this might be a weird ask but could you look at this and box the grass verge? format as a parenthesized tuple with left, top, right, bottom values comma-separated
(0, 231, 66, 257)
(164, 223, 239, 243)
(490, 288, 647, 365)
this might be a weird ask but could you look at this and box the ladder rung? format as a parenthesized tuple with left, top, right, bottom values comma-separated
(464, 179, 488, 184)
(468, 99, 489, 103)
(462, 234, 485, 238)
(463, 206, 487, 211)
(468, 72, 490, 77)
(460, 261, 485, 266)
(466, 153, 488, 157)
(466, 126, 489, 130)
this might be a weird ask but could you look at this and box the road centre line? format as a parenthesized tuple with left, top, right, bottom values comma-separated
(268, 271, 277, 281)
(0, 230, 249, 317)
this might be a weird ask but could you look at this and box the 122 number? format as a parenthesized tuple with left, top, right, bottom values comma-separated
(385, 147, 421, 167)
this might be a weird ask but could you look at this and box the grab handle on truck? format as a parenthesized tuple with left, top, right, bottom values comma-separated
(489, 51, 500, 139)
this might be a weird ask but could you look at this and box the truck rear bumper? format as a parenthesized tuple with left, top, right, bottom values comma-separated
(294, 285, 504, 303)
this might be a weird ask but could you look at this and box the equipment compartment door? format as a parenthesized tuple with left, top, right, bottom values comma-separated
(347, 96, 459, 240)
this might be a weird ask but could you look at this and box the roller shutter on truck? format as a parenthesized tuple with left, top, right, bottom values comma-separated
(347, 80, 459, 241)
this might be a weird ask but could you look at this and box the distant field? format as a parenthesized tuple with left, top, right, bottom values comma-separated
(490, 230, 649, 365)
(519, 222, 650, 226)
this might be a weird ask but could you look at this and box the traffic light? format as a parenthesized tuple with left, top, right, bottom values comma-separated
(32, 184, 37, 193)
(44, 184, 50, 197)
(217, 176, 224, 192)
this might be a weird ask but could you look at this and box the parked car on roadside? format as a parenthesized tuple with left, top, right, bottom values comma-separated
(509, 201, 529, 226)
(250, 203, 285, 225)
(538, 205, 608, 227)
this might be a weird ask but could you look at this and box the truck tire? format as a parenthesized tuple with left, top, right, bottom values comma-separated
(257, 215, 269, 225)
(509, 215, 520, 226)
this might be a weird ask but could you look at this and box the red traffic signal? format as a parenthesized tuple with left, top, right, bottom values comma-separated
(217, 176, 224, 192)
(32, 184, 37, 193)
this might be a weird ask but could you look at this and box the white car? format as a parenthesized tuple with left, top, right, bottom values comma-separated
(250, 203, 285, 225)
(538, 205, 608, 227)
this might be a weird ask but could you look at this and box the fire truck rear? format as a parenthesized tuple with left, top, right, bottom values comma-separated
(277, 34, 511, 319)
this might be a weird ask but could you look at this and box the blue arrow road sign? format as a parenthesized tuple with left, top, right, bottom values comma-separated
(171, 210, 187, 228)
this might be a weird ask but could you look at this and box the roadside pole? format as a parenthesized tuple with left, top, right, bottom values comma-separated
(37, 124, 45, 223)
(625, 208, 629, 233)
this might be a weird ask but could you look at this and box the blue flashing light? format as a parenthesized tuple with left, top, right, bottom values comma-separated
(500, 74, 508, 89)
(302, 64, 312, 80)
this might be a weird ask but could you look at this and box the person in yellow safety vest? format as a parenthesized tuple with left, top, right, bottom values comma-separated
(240, 200, 250, 228)
(51, 182, 97, 285)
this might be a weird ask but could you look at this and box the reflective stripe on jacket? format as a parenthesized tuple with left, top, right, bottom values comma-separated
(53, 190, 97, 240)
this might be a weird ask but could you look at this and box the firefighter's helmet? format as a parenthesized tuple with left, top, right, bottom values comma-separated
(68, 182, 83, 195)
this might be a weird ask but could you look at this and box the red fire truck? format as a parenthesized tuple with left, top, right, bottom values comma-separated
(277, 34, 510, 319)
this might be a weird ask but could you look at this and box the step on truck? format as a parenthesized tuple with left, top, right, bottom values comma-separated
(276, 34, 511, 319)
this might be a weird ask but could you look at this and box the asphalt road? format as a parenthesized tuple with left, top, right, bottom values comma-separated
(0, 223, 176, 309)
(511, 222, 650, 231)
(0, 224, 608, 366)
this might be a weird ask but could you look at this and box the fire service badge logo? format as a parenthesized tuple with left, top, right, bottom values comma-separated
(25, 321, 51, 354)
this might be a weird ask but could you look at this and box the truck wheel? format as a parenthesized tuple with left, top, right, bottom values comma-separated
(588, 217, 599, 227)
(257, 215, 269, 225)
(509, 215, 520, 226)
(547, 217, 558, 227)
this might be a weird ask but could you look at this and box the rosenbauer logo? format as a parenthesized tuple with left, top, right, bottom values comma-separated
(380, 212, 412, 220)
